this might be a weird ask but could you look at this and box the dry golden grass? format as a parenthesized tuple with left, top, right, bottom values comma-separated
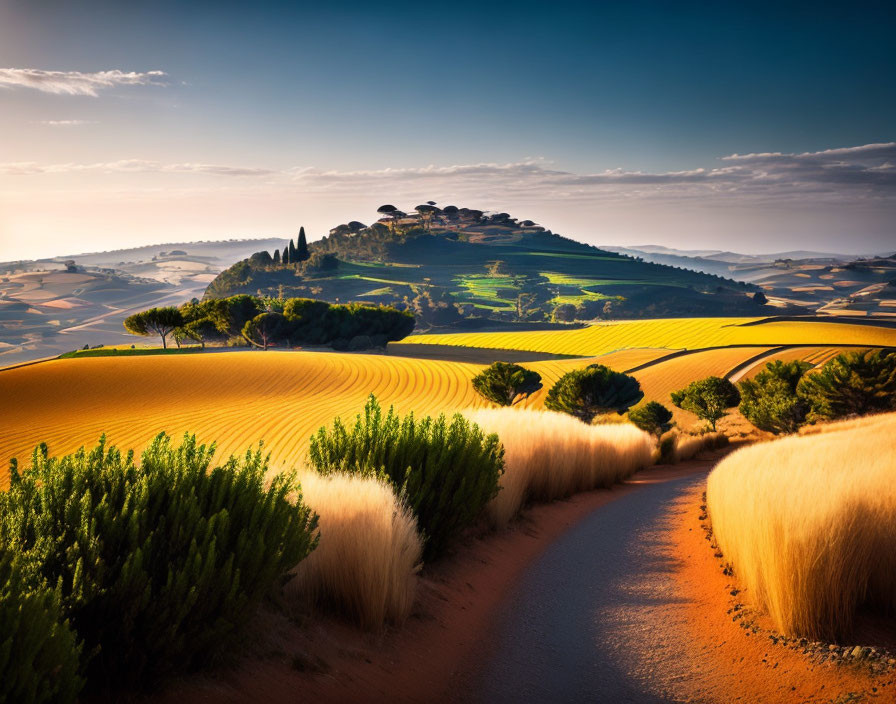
(396, 318, 896, 357)
(463, 408, 654, 526)
(286, 471, 422, 629)
(706, 412, 896, 640)
(671, 431, 728, 462)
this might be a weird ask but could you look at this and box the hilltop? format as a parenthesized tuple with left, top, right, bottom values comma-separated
(206, 205, 768, 329)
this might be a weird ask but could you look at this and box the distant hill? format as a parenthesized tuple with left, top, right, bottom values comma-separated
(206, 205, 769, 329)
(600, 245, 896, 316)
(0, 238, 286, 365)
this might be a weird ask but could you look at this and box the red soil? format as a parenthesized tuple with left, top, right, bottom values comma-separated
(632, 484, 896, 702)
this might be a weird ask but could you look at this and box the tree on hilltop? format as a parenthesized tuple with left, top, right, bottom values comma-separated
(296, 227, 310, 262)
(124, 307, 184, 349)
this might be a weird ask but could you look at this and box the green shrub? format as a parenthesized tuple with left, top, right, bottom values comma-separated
(628, 401, 674, 437)
(0, 549, 83, 704)
(671, 376, 740, 431)
(738, 360, 813, 434)
(471, 361, 542, 406)
(544, 364, 643, 423)
(0, 434, 318, 689)
(308, 395, 504, 560)
(797, 349, 896, 421)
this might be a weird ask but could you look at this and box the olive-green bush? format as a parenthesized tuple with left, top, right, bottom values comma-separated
(308, 395, 504, 560)
(544, 364, 643, 423)
(0, 434, 318, 689)
(0, 549, 83, 704)
(797, 349, 896, 421)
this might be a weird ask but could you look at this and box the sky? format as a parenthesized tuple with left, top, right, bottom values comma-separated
(0, 0, 894, 261)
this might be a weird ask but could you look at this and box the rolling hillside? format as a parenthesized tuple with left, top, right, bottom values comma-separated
(205, 205, 767, 326)
(3, 316, 893, 485)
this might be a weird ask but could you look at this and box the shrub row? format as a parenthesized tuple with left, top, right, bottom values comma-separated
(308, 396, 504, 561)
(740, 350, 896, 435)
(0, 434, 318, 700)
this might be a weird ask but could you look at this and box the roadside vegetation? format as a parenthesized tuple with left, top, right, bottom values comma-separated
(288, 471, 422, 629)
(706, 412, 896, 640)
(464, 408, 654, 526)
(308, 395, 504, 560)
(0, 434, 317, 699)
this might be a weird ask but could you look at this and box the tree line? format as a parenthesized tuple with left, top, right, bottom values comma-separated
(470, 348, 896, 434)
(124, 294, 415, 351)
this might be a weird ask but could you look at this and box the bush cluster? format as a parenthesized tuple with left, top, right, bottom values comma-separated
(0, 434, 318, 695)
(126, 294, 415, 351)
(0, 549, 83, 704)
(736, 350, 896, 434)
(308, 396, 504, 560)
(738, 360, 812, 434)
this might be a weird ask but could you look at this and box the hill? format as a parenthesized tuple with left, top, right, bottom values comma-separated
(602, 245, 896, 315)
(0, 238, 286, 365)
(3, 316, 894, 484)
(205, 205, 770, 329)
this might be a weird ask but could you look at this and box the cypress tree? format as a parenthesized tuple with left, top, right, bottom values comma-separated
(288, 238, 297, 262)
(272, 248, 280, 265)
(282, 245, 289, 264)
(297, 227, 310, 261)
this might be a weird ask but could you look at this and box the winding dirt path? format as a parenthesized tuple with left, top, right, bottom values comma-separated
(459, 455, 893, 704)
(152, 449, 891, 703)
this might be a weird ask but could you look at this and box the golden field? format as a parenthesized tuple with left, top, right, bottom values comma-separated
(2, 319, 892, 485)
(395, 317, 896, 357)
(706, 412, 896, 640)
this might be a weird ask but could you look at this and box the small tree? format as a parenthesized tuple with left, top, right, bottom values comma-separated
(738, 360, 812, 434)
(797, 350, 896, 421)
(282, 245, 290, 264)
(272, 248, 280, 265)
(545, 364, 644, 423)
(628, 401, 674, 437)
(471, 362, 542, 406)
(242, 312, 288, 350)
(671, 376, 740, 431)
(123, 307, 184, 349)
(296, 226, 310, 261)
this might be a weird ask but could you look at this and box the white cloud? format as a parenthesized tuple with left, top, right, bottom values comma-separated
(1, 143, 894, 205)
(33, 120, 97, 126)
(0, 159, 274, 177)
(0, 68, 167, 96)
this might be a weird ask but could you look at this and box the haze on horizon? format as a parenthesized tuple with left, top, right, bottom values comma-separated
(1, 0, 894, 262)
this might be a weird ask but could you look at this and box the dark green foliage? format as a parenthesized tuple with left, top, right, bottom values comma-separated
(0, 434, 318, 689)
(544, 364, 644, 423)
(123, 306, 184, 349)
(242, 311, 288, 350)
(628, 401, 674, 437)
(471, 362, 542, 406)
(797, 350, 896, 421)
(738, 360, 813, 434)
(288, 238, 297, 263)
(273, 248, 281, 265)
(308, 396, 504, 561)
(671, 376, 740, 431)
(296, 226, 310, 262)
(0, 549, 83, 704)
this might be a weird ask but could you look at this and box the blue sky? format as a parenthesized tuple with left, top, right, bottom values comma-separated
(1, 0, 894, 259)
